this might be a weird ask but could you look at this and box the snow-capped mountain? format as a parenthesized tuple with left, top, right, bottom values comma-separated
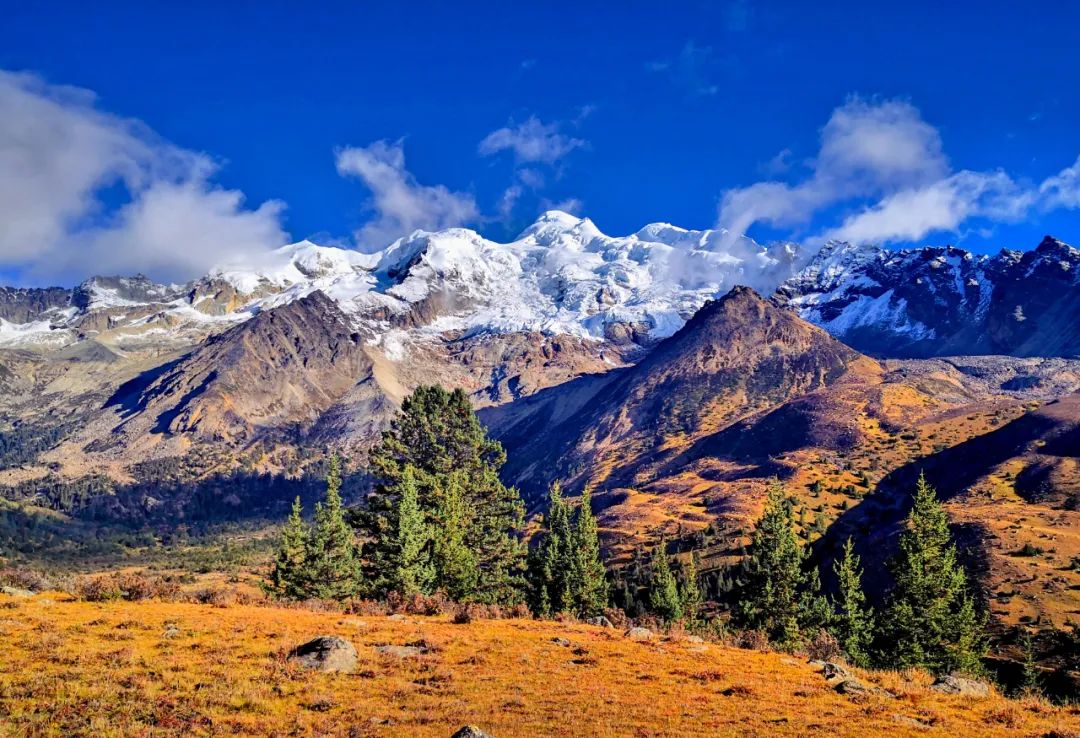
(0, 211, 801, 352)
(777, 236, 1080, 357)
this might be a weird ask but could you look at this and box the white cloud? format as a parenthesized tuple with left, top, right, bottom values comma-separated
(478, 116, 586, 165)
(0, 70, 287, 282)
(336, 140, 480, 249)
(718, 96, 1080, 247)
(1039, 155, 1080, 209)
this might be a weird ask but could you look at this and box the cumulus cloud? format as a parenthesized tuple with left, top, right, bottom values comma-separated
(336, 139, 480, 249)
(478, 116, 586, 164)
(717, 96, 1080, 247)
(0, 70, 287, 283)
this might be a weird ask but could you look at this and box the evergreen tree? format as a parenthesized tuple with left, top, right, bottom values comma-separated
(528, 481, 573, 616)
(387, 465, 435, 596)
(883, 473, 986, 674)
(569, 486, 609, 617)
(649, 544, 683, 622)
(832, 537, 874, 667)
(303, 456, 363, 600)
(431, 471, 480, 600)
(738, 479, 822, 645)
(679, 551, 705, 629)
(363, 386, 525, 604)
(267, 496, 308, 599)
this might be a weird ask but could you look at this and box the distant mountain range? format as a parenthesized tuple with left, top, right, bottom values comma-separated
(2, 213, 1079, 641)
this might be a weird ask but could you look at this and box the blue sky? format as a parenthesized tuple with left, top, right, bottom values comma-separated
(2, 1, 1080, 285)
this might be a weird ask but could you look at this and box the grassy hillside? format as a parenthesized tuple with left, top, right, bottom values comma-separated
(1, 592, 1076, 737)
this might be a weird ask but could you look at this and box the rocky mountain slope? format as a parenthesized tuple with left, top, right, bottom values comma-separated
(779, 236, 1080, 358)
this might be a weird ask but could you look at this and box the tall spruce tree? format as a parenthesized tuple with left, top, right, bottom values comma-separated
(649, 544, 683, 622)
(884, 473, 986, 674)
(267, 496, 308, 599)
(386, 465, 435, 596)
(528, 481, 573, 616)
(303, 455, 363, 600)
(738, 479, 822, 645)
(432, 471, 480, 600)
(679, 551, 705, 629)
(570, 486, 609, 617)
(832, 537, 874, 667)
(363, 386, 526, 604)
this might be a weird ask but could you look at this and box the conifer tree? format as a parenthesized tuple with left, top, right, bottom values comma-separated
(884, 473, 986, 674)
(387, 465, 434, 596)
(303, 455, 363, 600)
(570, 486, 609, 617)
(528, 481, 572, 616)
(679, 551, 705, 629)
(832, 537, 874, 666)
(363, 386, 525, 604)
(432, 471, 480, 600)
(649, 544, 683, 622)
(738, 479, 822, 645)
(267, 496, 308, 599)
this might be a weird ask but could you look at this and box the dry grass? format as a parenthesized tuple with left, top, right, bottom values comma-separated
(1, 593, 1077, 737)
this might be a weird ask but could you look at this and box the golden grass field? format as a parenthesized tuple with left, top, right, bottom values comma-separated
(1, 592, 1077, 737)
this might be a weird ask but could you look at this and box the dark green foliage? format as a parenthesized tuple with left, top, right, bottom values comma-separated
(266, 457, 363, 601)
(385, 466, 435, 596)
(528, 483, 610, 618)
(882, 473, 986, 674)
(363, 386, 526, 604)
(648, 544, 683, 622)
(737, 479, 826, 646)
(679, 551, 705, 629)
(267, 496, 308, 599)
(831, 537, 874, 667)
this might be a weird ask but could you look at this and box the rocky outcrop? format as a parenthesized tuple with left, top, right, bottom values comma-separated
(287, 636, 358, 673)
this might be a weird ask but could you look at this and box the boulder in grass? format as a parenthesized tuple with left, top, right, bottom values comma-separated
(585, 616, 614, 628)
(625, 627, 653, 641)
(451, 727, 494, 738)
(287, 636, 358, 673)
(930, 673, 990, 697)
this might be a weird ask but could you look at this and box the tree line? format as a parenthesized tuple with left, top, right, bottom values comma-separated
(268, 384, 985, 676)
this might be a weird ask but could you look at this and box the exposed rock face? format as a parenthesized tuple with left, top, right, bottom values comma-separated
(0, 286, 71, 323)
(108, 290, 369, 444)
(778, 236, 1080, 358)
(930, 674, 991, 697)
(287, 636, 358, 673)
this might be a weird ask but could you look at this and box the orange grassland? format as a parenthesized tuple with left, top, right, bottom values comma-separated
(1, 594, 1078, 737)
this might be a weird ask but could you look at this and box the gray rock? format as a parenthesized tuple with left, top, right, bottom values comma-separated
(162, 625, 181, 639)
(375, 644, 424, 658)
(387, 613, 408, 622)
(930, 673, 990, 697)
(451, 727, 494, 738)
(685, 635, 705, 644)
(820, 662, 851, 681)
(287, 636, 358, 673)
(585, 616, 614, 628)
(625, 627, 654, 641)
(552, 637, 572, 647)
(834, 678, 895, 699)
(0, 586, 34, 598)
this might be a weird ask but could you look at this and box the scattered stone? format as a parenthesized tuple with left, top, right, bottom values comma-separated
(0, 586, 34, 598)
(451, 727, 494, 738)
(893, 715, 930, 730)
(834, 678, 895, 699)
(340, 618, 368, 629)
(685, 635, 705, 644)
(625, 627, 653, 641)
(820, 662, 851, 682)
(375, 644, 424, 658)
(288, 636, 358, 673)
(387, 613, 408, 622)
(585, 616, 614, 628)
(552, 637, 572, 647)
(162, 625, 181, 639)
(930, 673, 990, 697)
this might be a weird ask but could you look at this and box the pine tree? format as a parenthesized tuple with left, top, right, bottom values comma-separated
(363, 386, 526, 604)
(528, 481, 573, 616)
(832, 537, 874, 666)
(387, 465, 434, 596)
(569, 486, 609, 617)
(303, 455, 363, 600)
(738, 479, 822, 645)
(884, 473, 986, 674)
(267, 496, 308, 599)
(431, 471, 480, 600)
(679, 551, 705, 629)
(649, 544, 683, 622)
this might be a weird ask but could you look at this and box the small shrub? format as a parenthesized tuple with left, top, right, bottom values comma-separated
(806, 629, 843, 663)
(734, 629, 771, 652)
(0, 567, 55, 593)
